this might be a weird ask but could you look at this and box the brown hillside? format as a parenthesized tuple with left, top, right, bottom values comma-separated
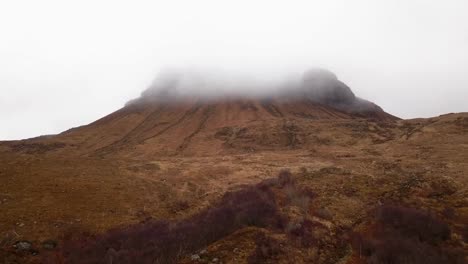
(54, 95, 396, 158)
(0, 71, 466, 263)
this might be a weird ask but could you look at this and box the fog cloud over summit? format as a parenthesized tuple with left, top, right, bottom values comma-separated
(129, 67, 389, 116)
(135, 67, 303, 100)
(1, 0, 467, 139)
(134, 68, 355, 104)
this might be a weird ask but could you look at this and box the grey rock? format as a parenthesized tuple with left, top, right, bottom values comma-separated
(42, 240, 57, 250)
(14, 241, 32, 251)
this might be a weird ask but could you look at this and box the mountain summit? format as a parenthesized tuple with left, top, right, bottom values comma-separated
(56, 69, 398, 156)
(131, 68, 393, 119)
(28, 69, 398, 159)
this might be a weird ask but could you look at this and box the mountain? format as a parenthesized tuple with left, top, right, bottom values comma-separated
(40, 69, 397, 157)
(0, 70, 466, 264)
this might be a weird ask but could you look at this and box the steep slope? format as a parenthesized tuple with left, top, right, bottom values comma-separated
(56, 98, 392, 157)
(43, 69, 398, 158)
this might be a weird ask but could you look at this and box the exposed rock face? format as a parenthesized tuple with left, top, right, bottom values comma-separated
(296, 68, 389, 117)
(301, 68, 355, 106)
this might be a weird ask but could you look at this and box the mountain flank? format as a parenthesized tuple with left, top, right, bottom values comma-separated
(0, 69, 466, 263)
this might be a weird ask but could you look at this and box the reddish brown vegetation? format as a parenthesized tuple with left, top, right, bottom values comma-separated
(287, 219, 323, 248)
(352, 205, 465, 264)
(41, 171, 327, 264)
(375, 205, 451, 243)
(277, 169, 295, 187)
(247, 233, 283, 264)
(46, 177, 282, 264)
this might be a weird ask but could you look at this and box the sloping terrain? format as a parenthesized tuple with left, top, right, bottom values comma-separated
(0, 71, 466, 263)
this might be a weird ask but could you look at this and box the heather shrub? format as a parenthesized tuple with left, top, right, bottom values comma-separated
(281, 172, 315, 214)
(277, 169, 294, 187)
(52, 177, 281, 264)
(314, 208, 333, 220)
(247, 233, 283, 264)
(284, 185, 310, 213)
(352, 205, 465, 264)
(462, 226, 468, 243)
(376, 205, 450, 243)
(170, 199, 190, 213)
(352, 232, 465, 264)
(287, 219, 324, 248)
(441, 207, 455, 219)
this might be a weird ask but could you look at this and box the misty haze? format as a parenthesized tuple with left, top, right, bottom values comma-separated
(0, 1, 467, 264)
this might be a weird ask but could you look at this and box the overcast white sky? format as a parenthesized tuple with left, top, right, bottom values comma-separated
(1, 0, 467, 140)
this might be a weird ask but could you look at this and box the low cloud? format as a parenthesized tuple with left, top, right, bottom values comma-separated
(129, 67, 382, 114)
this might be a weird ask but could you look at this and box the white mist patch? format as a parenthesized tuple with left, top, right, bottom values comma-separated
(128, 67, 383, 114)
(140, 67, 302, 100)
